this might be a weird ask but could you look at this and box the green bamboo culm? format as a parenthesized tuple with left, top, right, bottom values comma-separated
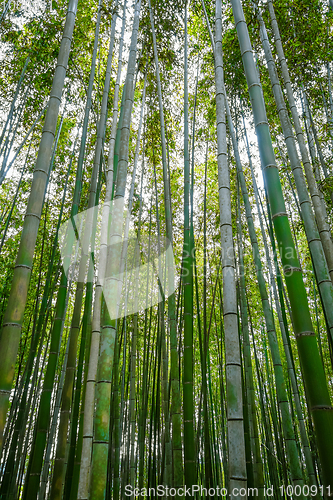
(22, 2, 115, 495)
(148, 0, 183, 490)
(241, 104, 321, 494)
(0, 0, 78, 451)
(228, 96, 305, 493)
(63, 276, 93, 500)
(230, 0, 333, 490)
(236, 184, 264, 498)
(60, 4, 104, 497)
(49, 3, 118, 496)
(77, 84, 126, 500)
(214, 0, 247, 495)
(266, 0, 333, 285)
(201, 142, 214, 491)
(182, 3, 196, 489)
(255, 5, 333, 353)
(0, 123, 79, 500)
(88, 2, 142, 497)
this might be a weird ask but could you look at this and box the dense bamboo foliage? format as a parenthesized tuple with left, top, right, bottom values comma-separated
(0, 0, 333, 498)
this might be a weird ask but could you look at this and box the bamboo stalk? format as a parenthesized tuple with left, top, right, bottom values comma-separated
(88, 3, 142, 497)
(148, 0, 183, 490)
(214, 1, 247, 494)
(265, 0, 333, 285)
(0, 0, 78, 450)
(183, 4, 196, 488)
(231, 0, 333, 488)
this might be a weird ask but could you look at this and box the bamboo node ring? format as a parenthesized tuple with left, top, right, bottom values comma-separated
(271, 211, 288, 220)
(241, 49, 253, 57)
(248, 82, 261, 91)
(33, 168, 48, 175)
(255, 120, 269, 127)
(15, 264, 32, 270)
(295, 330, 315, 338)
(25, 213, 41, 220)
(283, 266, 302, 275)
(311, 405, 333, 411)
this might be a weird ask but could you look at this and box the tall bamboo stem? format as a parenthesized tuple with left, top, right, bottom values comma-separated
(214, 0, 247, 494)
(0, 0, 78, 448)
(231, 0, 333, 488)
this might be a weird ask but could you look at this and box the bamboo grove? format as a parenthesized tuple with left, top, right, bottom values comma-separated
(0, 0, 333, 498)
